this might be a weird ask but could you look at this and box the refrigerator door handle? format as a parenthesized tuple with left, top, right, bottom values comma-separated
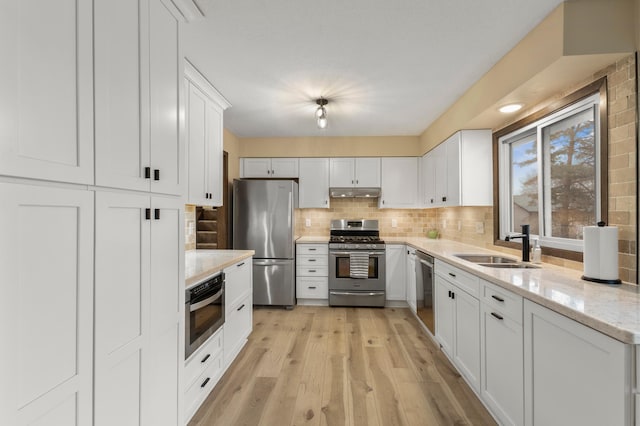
(253, 259, 294, 265)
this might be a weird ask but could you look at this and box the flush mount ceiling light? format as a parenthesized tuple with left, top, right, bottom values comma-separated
(315, 97, 328, 129)
(499, 103, 523, 113)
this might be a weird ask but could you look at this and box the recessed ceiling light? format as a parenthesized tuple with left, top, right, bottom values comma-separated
(499, 103, 523, 113)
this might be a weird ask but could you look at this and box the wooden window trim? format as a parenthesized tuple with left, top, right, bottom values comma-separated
(492, 77, 608, 263)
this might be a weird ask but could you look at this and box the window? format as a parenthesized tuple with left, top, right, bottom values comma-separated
(497, 85, 605, 253)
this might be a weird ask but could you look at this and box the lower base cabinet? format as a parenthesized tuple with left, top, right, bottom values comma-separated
(224, 293, 252, 367)
(184, 328, 224, 423)
(523, 300, 632, 426)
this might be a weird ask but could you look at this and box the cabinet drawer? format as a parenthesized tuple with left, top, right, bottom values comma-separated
(482, 280, 523, 323)
(184, 328, 223, 390)
(296, 277, 328, 299)
(297, 244, 328, 255)
(224, 259, 252, 308)
(296, 254, 328, 266)
(185, 350, 224, 421)
(436, 260, 479, 297)
(224, 293, 252, 364)
(297, 266, 328, 277)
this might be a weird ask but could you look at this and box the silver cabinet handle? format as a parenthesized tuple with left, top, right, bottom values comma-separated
(308, 286, 317, 289)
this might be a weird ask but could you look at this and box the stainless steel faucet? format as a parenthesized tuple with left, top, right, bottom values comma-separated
(505, 224, 530, 262)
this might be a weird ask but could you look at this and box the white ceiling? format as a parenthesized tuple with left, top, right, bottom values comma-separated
(182, 0, 566, 138)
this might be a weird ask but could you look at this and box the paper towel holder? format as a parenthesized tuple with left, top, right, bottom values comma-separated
(581, 221, 622, 285)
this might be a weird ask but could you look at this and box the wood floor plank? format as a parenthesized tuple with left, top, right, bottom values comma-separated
(189, 307, 496, 426)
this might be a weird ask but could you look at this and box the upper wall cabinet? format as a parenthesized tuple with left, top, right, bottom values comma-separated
(0, 0, 94, 185)
(422, 129, 492, 208)
(380, 157, 419, 208)
(95, 0, 184, 196)
(185, 61, 230, 207)
(241, 158, 299, 178)
(329, 157, 380, 187)
(298, 158, 330, 208)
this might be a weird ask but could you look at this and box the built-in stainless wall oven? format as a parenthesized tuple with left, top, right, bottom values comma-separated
(185, 272, 225, 359)
(328, 219, 386, 307)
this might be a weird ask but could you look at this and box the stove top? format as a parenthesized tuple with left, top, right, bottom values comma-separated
(329, 219, 385, 250)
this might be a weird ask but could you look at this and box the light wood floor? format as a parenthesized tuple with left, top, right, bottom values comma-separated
(189, 306, 496, 426)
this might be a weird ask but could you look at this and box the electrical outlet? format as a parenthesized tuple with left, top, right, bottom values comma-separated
(475, 221, 484, 234)
(391, 218, 398, 228)
(305, 218, 311, 227)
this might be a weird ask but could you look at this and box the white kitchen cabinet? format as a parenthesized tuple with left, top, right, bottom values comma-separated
(299, 158, 330, 208)
(419, 152, 436, 207)
(480, 300, 523, 426)
(406, 247, 417, 312)
(296, 243, 329, 304)
(423, 129, 492, 208)
(523, 300, 631, 426)
(241, 158, 299, 178)
(329, 157, 381, 187)
(380, 157, 419, 208)
(94, 191, 183, 426)
(95, 0, 185, 196)
(385, 245, 406, 302)
(185, 61, 230, 207)
(223, 259, 253, 367)
(435, 260, 481, 393)
(184, 328, 224, 423)
(0, 184, 94, 426)
(0, 0, 94, 185)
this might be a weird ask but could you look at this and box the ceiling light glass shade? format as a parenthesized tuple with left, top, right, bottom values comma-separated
(316, 106, 327, 129)
(315, 106, 324, 118)
(499, 103, 523, 113)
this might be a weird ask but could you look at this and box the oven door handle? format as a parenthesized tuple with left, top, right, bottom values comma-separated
(189, 289, 223, 312)
(330, 251, 384, 256)
(330, 291, 385, 297)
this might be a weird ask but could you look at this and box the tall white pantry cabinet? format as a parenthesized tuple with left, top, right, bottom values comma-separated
(0, 0, 194, 425)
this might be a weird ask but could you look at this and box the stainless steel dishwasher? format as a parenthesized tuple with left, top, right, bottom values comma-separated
(415, 251, 435, 335)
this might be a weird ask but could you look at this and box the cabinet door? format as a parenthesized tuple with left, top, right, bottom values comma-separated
(206, 103, 224, 206)
(385, 245, 406, 301)
(481, 304, 524, 426)
(406, 249, 417, 312)
(299, 158, 330, 208)
(524, 300, 630, 426)
(186, 80, 209, 205)
(0, 184, 93, 426)
(242, 158, 272, 177)
(433, 143, 448, 206)
(453, 287, 480, 392)
(380, 157, 418, 208)
(149, 0, 184, 196)
(94, 192, 151, 426)
(329, 158, 355, 186)
(271, 158, 299, 177)
(145, 196, 183, 426)
(435, 277, 455, 355)
(225, 259, 252, 311)
(355, 157, 381, 187)
(445, 133, 461, 207)
(95, 0, 150, 192)
(0, 0, 94, 184)
(420, 153, 436, 207)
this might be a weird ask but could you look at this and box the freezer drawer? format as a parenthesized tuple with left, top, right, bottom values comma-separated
(253, 259, 295, 307)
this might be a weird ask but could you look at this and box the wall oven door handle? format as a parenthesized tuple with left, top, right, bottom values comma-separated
(330, 251, 384, 256)
(189, 289, 223, 312)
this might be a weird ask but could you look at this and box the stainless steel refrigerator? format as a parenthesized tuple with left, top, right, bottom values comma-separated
(232, 179, 297, 307)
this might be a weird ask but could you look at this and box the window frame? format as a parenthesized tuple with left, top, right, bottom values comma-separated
(493, 77, 608, 260)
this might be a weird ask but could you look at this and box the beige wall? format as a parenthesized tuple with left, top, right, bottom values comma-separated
(239, 136, 420, 158)
(224, 128, 241, 181)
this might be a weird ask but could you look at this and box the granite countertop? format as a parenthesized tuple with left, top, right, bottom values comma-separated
(185, 249, 254, 288)
(385, 237, 640, 344)
(296, 236, 330, 243)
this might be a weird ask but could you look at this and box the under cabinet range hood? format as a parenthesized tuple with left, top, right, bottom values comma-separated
(330, 187, 381, 198)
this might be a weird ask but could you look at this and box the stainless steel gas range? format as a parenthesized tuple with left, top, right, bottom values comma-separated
(328, 219, 386, 307)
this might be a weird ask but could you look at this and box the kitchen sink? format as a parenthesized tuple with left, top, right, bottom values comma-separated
(477, 263, 540, 269)
(454, 254, 518, 264)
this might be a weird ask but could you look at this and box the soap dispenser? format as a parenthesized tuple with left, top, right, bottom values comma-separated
(532, 238, 542, 264)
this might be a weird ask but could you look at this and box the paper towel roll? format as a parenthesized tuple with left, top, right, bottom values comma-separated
(583, 225, 619, 283)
